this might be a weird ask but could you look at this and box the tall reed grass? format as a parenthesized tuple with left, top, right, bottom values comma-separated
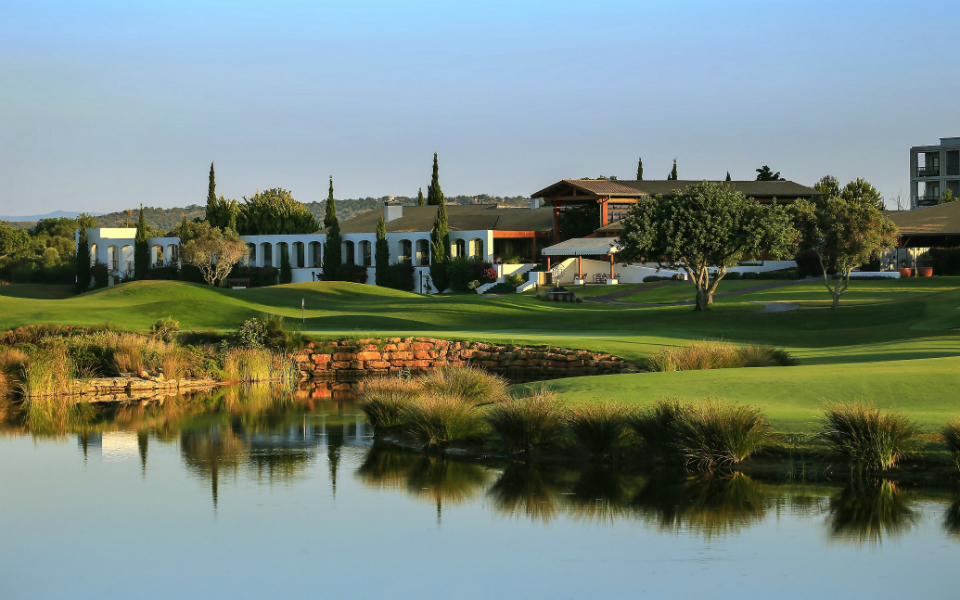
(420, 364, 508, 405)
(402, 393, 488, 450)
(646, 341, 796, 372)
(222, 348, 274, 382)
(627, 398, 684, 458)
(563, 402, 631, 458)
(820, 402, 918, 471)
(358, 377, 423, 429)
(671, 401, 769, 471)
(942, 418, 960, 469)
(486, 388, 566, 455)
(19, 344, 76, 397)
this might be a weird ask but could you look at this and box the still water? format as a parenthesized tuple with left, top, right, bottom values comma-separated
(2, 388, 960, 600)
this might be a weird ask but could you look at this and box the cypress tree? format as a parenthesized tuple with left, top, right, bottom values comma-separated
(279, 244, 292, 284)
(429, 202, 451, 292)
(726, 171, 732, 182)
(205, 162, 217, 226)
(417, 187, 425, 206)
(427, 153, 444, 206)
(637, 157, 643, 180)
(669, 159, 678, 181)
(134, 204, 149, 279)
(374, 214, 390, 286)
(322, 176, 342, 280)
(75, 225, 90, 291)
(323, 176, 337, 228)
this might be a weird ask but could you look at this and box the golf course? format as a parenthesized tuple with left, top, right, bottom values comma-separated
(1, 277, 958, 434)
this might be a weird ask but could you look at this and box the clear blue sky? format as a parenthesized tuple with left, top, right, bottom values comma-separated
(1, 0, 958, 215)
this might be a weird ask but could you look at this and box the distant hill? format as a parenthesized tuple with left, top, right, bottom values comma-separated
(22, 194, 532, 233)
(0, 209, 85, 221)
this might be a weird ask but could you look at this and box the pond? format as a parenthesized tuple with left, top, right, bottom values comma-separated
(2, 387, 960, 599)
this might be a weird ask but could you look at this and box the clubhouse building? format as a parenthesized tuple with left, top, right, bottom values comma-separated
(80, 178, 821, 292)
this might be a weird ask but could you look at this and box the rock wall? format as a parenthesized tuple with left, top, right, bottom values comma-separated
(294, 337, 631, 384)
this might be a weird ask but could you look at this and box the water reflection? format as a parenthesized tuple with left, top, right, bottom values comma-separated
(3, 388, 957, 544)
(827, 479, 918, 545)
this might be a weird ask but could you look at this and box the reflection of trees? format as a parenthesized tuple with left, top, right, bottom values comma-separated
(488, 463, 572, 523)
(564, 466, 645, 523)
(181, 425, 247, 510)
(632, 473, 768, 538)
(828, 479, 917, 545)
(945, 496, 960, 538)
(355, 446, 491, 523)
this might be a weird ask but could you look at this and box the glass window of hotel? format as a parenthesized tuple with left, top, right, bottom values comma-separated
(416, 239, 430, 265)
(454, 239, 466, 258)
(344, 240, 356, 265)
(469, 238, 483, 259)
(359, 241, 372, 266)
(399, 239, 412, 265)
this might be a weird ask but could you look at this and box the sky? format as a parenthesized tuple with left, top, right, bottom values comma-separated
(1, 0, 958, 216)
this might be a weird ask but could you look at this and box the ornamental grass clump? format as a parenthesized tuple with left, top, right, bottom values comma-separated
(0, 348, 29, 397)
(402, 393, 489, 451)
(646, 341, 796, 372)
(941, 418, 960, 469)
(19, 344, 76, 398)
(672, 400, 770, 471)
(486, 388, 566, 455)
(563, 402, 631, 459)
(626, 397, 684, 458)
(819, 402, 918, 471)
(420, 363, 509, 406)
(222, 348, 274, 382)
(359, 377, 423, 430)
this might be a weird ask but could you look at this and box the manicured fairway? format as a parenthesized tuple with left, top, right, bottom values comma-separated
(1, 278, 959, 435)
(529, 357, 960, 434)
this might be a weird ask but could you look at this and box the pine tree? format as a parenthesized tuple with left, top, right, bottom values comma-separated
(417, 187, 425, 206)
(134, 204, 150, 279)
(179, 216, 190, 241)
(374, 214, 390, 286)
(322, 176, 342, 280)
(75, 225, 90, 291)
(429, 202, 451, 292)
(205, 162, 217, 225)
(427, 153, 444, 206)
(637, 157, 643, 180)
(324, 176, 337, 228)
(726, 171, 732, 182)
(669, 159, 678, 181)
(279, 244, 292, 284)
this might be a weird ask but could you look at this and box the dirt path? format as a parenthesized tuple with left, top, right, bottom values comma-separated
(586, 277, 813, 308)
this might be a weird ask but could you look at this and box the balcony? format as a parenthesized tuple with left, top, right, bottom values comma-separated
(917, 166, 940, 177)
(948, 165, 960, 176)
(916, 195, 940, 207)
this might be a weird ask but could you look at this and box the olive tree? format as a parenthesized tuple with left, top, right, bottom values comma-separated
(792, 197, 898, 308)
(180, 221, 248, 286)
(617, 181, 797, 311)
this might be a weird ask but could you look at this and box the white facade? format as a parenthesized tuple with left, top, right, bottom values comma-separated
(78, 222, 496, 293)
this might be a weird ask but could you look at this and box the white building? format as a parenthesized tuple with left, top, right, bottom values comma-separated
(80, 202, 555, 293)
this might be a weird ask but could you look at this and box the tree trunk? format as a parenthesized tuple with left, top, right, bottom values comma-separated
(695, 286, 711, 311)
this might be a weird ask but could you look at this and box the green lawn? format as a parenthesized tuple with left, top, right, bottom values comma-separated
(528, 357, 960, 434)
(2, 278, 959, 435)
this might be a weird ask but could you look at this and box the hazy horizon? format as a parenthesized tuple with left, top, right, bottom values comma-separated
(2, 0, 958, 215)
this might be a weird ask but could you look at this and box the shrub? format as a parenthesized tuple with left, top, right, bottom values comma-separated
(794, 249, 824, 278)
(229, 266, 279, 287)
(642, 273, 684, 283)
(929, 249, 960, 276)
(378, 263, 416, 291)
(420, 364, 508, 406)
(447, 258, 483, 293)
(150, 317, 180, 342)
(820, 402, 919, 471)
(627, 397, 684, 457)
(358, 377, 423, 429)
(672, 401, 769, 471)
(505, 272, 525, 290)
(337, 264, 369, 284)
(563, 402, 631, 458)
(646, 341, 795, 372)
(942, 418, 960, 469)
(402, 393, 488, 450)
(487, 388, 566, 454)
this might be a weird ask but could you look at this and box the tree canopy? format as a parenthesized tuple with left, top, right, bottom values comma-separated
(427, 153, 444, 206)
(179, 221, 248, 287)
(839, 178, 884, 210)
(792, 196, 897, 308)
(617, 181, 797, 310)
(322, 177, 342, 280)
(237, 188, 318, 235)
(755, 165, 784, 181)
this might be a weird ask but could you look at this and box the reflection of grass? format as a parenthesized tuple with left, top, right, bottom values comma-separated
(488, 463, 570, 523)
(405, 455, 491, 508)
(942, 418, 960, 469)
(356, 445, 421, 490)
(564, 466, 644, 523)
(21, 397, 96, 437)
(828, 479, 917, 545)
(944, 496, 960, 538)
(632, 473, 768, 538)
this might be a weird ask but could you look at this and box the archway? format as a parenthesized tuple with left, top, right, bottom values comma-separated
(293, 242, 305, 268)
(359, 241, 372, 266)
(344, 240, 356, 265)
(309, 241, 322, 268)
(416, 239, 430, 265)
(454, 239, 466, 258)
(470, 238, 483, 260)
